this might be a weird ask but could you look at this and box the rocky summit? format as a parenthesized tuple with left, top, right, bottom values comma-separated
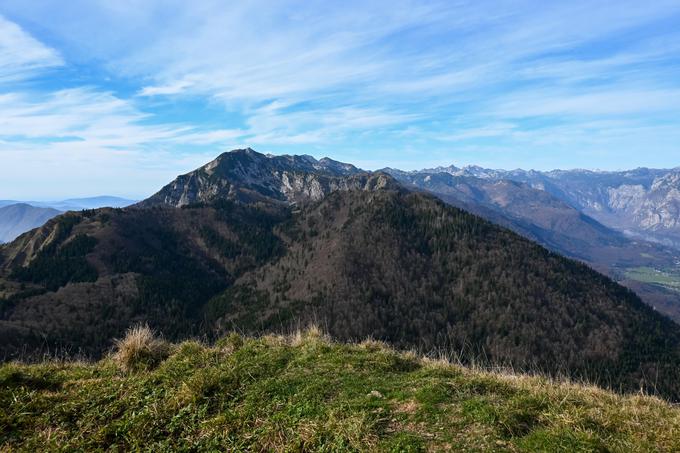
(138, 148, 374, 207)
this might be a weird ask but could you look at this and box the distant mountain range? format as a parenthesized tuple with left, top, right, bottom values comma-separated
(0, 197, 137, 243)
(386, 165, 680, 250)
(0, 196, 137, 211)
(3, 148, 680, 400)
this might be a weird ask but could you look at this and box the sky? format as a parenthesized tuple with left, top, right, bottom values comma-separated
(1, 0, 680, 199)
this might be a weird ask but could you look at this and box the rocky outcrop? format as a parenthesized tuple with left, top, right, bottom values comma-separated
(136, 148, 393, 208)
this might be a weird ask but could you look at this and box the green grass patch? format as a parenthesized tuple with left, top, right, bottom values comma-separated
(1, 329, 680, 451)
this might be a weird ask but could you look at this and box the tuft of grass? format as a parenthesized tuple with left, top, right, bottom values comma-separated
(2, 328, 680, 451)
(112, 324, 171, 372)
(215, 331, 244, 353)
(290, 324, 328, 346)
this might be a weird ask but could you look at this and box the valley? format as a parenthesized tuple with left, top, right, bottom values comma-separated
(624, 266, 680, 292)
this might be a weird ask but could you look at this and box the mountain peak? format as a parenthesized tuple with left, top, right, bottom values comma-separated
(211, 147, 264, 162)
(139, 148, 381, 208)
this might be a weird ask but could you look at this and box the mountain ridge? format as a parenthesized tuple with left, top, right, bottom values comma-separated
(138, 148, 368, 208)
(409, 164, 680, 250)
(3, 148, 680, 400)
(4, 150, 680, 323)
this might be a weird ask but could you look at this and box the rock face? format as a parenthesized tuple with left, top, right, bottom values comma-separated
(137, 148, 383, 207)
(635, 172, 680, 232)
(528, 168, 680, 248)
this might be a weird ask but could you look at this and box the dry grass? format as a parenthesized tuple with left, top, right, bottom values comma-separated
(5, 326, 678, 451)
(112, 324, 171, 372)
(357, 338, 391, 351)
(289, 324, 328, 346)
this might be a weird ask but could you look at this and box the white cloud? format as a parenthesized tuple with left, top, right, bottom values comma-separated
(0, 86, 252, 198)
(0, 86, 254, 149)
(244, 103, 421, 145)
(138, 78, 196, 96)
(0, 14, 62, 82)
(435, 123, 518, 142)
(170, 128, 246, 145)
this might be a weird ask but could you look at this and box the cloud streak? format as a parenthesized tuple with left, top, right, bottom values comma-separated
(0, 14, 62, 82)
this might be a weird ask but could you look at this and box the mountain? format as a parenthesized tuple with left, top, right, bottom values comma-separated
(138, 148, 362, 207)
(3, 328, 680, 451)
(46, 196, 138, 211)
(385, 167, 680, 322)
(383, 171, 661, 263)
(2, 148, 680, 400)
(0, 204, 61, 243)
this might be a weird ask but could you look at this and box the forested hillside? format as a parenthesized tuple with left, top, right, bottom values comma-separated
(386, 168, 680, 323)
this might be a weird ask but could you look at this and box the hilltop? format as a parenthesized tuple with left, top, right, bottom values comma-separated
(2, 328, 679, 451)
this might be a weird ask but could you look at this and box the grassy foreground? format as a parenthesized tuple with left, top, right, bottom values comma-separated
(2, 328, 680, 452)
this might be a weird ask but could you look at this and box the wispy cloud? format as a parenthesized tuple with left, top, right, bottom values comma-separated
(0, 86, 248, 198)
(0, 87, 249, 147)
(0, 14, 62, 82)
(245, 103, 422, 145)
(0, 0, 680, 196)
(138, 79, 196, 97)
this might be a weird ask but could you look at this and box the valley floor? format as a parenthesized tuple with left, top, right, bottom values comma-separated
(2, 328, 680, 451)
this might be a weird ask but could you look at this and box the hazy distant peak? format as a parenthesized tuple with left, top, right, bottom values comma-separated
(0, 203, 62, 243)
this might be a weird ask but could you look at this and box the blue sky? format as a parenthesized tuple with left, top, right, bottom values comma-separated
(1, 0, 680, 199)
